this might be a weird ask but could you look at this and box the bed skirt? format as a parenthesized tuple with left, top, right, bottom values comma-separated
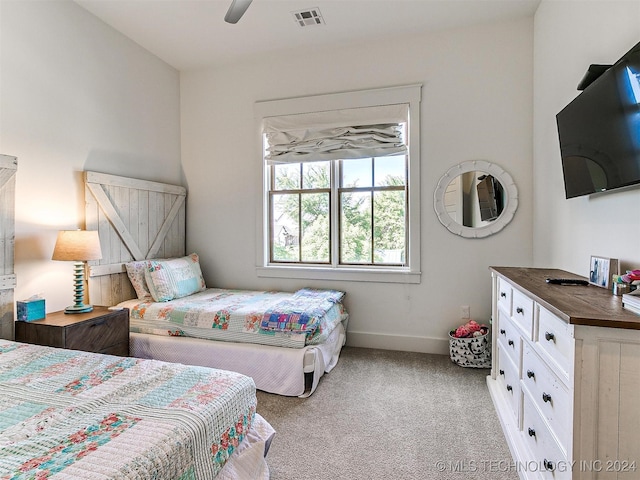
(129, 322, 346, 397)
(218, 413, 275, 479)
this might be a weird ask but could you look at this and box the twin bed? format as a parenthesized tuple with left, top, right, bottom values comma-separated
(84, 171, 349, 398)
(0, 340, 274, 479)
(120, 284, 348, 397)
(0, 169, 348, 478)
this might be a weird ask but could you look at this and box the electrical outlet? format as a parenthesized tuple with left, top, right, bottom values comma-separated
(460, 305, 470, 319)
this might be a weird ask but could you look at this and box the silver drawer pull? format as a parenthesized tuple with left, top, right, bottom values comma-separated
(526, 370, 535, 379)
(527, 427, 536, 437)
(543, 459, 555, 471)
(544, 331, 555, 342)
(516, 307, 524, 314)
(542, 392, 552, 403)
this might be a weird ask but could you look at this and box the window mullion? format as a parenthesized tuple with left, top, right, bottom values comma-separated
(297, 192, 302, 262)
(370, 157, 375, 264)
(298, 165, 303, 263)
(331, 160, 340, 268)
(370, 190, 375, 264)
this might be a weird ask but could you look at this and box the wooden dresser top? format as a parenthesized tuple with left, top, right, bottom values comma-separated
(490, 266, 640, 330)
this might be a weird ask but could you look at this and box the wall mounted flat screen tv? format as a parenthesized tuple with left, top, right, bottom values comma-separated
(556, 40, 640, 199)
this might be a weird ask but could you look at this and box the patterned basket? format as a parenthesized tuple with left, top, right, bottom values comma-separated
(448, 328, 491, 368)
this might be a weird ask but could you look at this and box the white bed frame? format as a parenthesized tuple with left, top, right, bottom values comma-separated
(85, 171, 345, 397)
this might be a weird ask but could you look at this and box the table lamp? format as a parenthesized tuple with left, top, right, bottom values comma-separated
(52, 230, 102, 314)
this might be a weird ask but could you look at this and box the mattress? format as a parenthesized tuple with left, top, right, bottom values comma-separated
(0, 340, 274, 479)
(130, 318, 347, 397)
(120, 287, 348, 349)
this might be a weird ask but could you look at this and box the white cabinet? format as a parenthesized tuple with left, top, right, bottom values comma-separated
(488, 267, 640, 480)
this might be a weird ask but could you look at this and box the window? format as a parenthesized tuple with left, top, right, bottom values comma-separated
(255, 85, 421, 283)
(339, 155, 407, 265)
(269, 154, 407, 266)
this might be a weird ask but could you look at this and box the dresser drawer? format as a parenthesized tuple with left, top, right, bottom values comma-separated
(497, 277, 512, 315)
(65, 312, 129, 354)
(497, 310, 522, 370)
(536, 306, 574, 382)
(521, 393, 571, 480)
(511, 288, 534, 340)
(497, 346, 521, 423)
(521, 342, 571, 455)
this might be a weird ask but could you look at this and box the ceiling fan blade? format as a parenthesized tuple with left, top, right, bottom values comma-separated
(224, 0, 253, 24)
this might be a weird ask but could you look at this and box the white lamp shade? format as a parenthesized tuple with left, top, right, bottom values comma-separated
(52, 230, 102, 261)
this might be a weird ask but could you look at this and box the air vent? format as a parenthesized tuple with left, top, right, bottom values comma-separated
(292, 8, 325, 27)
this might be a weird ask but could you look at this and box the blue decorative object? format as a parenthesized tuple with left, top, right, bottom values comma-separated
(17, 298, 46, 322)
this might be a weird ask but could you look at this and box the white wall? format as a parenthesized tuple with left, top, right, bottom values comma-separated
(181, 18, 534, 354)
(4, 0, 636, 354)
(0, 0, 182, 312)
(533, 1, 640, 275)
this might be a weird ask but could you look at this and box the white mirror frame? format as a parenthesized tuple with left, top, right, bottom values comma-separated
(433, 160, 518, 238)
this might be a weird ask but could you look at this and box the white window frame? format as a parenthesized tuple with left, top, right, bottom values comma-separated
(254, 84, 422, 284)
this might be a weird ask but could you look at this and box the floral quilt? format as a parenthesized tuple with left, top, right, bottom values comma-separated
(0, 341, 257, 480)
(127, 287, 348, 349)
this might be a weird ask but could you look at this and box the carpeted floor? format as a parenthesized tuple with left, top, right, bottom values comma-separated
(256, 347, 518, 480)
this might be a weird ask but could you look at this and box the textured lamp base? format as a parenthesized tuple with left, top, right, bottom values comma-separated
(64, 304, 93, 314)
(64, 261, 93, 315)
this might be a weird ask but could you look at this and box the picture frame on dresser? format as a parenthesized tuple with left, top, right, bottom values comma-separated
(589, 255, 618, 289)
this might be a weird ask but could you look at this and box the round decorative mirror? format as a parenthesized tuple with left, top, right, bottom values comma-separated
(433, 160, 518, 238)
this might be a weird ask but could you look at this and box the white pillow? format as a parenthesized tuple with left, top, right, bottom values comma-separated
(144, 253, 206, 302)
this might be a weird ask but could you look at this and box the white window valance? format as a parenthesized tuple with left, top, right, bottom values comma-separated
(262, 103, 409, 163)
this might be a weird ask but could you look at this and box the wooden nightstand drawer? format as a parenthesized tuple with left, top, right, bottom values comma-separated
(65, 312, 128, 353)
(15, 307, 129, 356)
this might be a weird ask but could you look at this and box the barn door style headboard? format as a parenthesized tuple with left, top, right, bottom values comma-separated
(85, 171, 186, 307)
(0, 155, 17, 340)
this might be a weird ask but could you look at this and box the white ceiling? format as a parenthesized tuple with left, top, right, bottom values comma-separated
(75, 0, 541, 71)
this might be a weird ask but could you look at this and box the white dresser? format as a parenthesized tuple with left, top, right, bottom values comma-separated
(488, 267, 640, 480)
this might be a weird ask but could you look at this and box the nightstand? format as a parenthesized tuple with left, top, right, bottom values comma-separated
(15, 306, 129, 356)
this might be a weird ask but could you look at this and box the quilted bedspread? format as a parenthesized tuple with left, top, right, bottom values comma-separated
(126, 288, 348, 349)
(0, 340, 257, 480)
(260, 288, 345, 333)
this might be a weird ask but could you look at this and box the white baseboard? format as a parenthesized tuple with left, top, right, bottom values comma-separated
(345, 331, 449, 356)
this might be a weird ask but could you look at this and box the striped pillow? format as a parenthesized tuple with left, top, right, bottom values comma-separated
(144, 253, 206, 302)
